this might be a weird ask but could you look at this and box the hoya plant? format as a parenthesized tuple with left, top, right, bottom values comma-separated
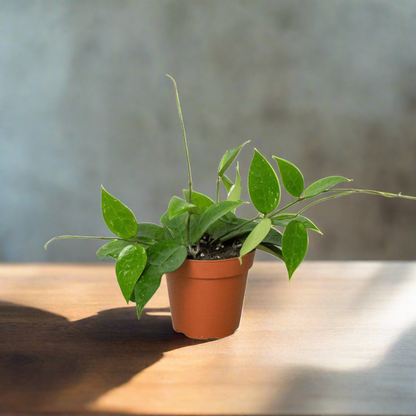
(45, 75, 416, 319)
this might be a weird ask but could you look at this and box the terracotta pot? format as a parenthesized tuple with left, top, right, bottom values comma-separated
(166, 250, 256, 339)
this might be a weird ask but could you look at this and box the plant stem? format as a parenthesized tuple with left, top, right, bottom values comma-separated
(295, 191, 357, 216)
(269, 198, 302, 218)
(44, 235, 133, 250)
(324, 188, 416, 200)
(166, 74, 193, 204)
(216, 177, 221, 203)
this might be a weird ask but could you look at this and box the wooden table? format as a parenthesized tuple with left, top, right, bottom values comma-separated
(1, 262, 416, 415)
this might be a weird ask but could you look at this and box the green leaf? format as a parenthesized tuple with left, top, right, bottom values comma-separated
(218, 140, 250, 177)
(257, 243, 283, 261)
(160, 211, 189, 246)
(96, 240, 133, 260)
(146, 240, 188, 273)
(183, 190, 214, 215)
(282, 220, 308, 281)
(221, 174, 234, 193)
(302, 176, 352, 199)
(271, 214, 322, 234)
(239, 218, 272, 262)
(115, 244, 147, 302)
(136, 223, 166, 243)
(168, 196, 200, 220)
(134, 270, 162, 319)
(273, 156, 304, 198)
(248, 149, 281, 214)
(206, 212, 239, 240)
(227, 162, 242, 202)
(221, 220, 282, 247)
(134, 241, 187, 318)
(101, 186, 138, 239)
(261, 227, 283, 246)
(190, 200, 245, 244)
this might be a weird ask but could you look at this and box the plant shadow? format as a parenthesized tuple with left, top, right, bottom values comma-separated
(0, 301, 208, 412)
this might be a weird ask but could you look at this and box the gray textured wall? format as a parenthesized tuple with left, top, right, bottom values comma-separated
(1, 0, 415, 262)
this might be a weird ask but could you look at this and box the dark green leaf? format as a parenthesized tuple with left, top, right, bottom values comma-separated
(96, 240, 133, 260)
(248, 149, 281, 214)
(218, 140, 250, 177)
(115, 244, 147, 302)
(134, 241, 187, 318)
(302, 176, 351, 199)
(271, 214, 322, 234)
(146, 240, 188, 273)
(257, 243, 283, 261)
(221, 174, 234, 193)
(183, 190, 214, 215)
(168, 196, 200, 220)
(239, 218, 272, 262)
(190, 200, 245, 244)
(134, 269, 162, 319)
(227, 162, 242, 202)
(273, 156, 304, 198)
(206, 212, 238, 240)
(101, 186, 138, 239)
(160, 211, 189, 246)
(136, 223, 166, 243)
(282, 220, 308, 281)
(261, 227, 283, 246)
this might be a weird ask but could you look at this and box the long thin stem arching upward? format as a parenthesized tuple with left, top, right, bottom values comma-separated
(166, 74, 193, 204)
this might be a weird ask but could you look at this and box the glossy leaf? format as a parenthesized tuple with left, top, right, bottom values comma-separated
(134, 269, 163, 319)
(257, 243, 283, 261)
(222, 221, 282, 247)
(271, 214, 322, 234)
(218, 140, 250, 177)
(136, 223, 166, 243)
(160, 211, 189, 246)
(183, 190, 214, 215)
(248, 149, 281, 214)
(221, 174, 234, 193)
(101, 186, 138, 239)
(206, 212, 239, 240)
(273, 156, 304, 198)
(227, 162, 242, 202)
(261, 227, 283, 246)
(190, 200, 245, 244)
(146, 240, 188, 273)
(134, 241, 187, 318)
(302, 176, 351, 199)
(115, 244, 147, 302)
(282, 220, 308, 281)
(96, 240, 133, 260)
(239, 218, 272, 262)
(168, 196, 200, 220)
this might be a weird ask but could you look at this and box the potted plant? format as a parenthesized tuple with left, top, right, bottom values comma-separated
(45, 75, 416, 340)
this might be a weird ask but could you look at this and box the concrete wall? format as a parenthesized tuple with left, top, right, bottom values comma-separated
(1, 0, 415, 262)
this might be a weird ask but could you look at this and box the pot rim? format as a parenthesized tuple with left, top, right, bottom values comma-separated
(167, 250, 256, 279)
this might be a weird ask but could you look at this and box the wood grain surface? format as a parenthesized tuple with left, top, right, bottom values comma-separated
(1, 262, 416, 415)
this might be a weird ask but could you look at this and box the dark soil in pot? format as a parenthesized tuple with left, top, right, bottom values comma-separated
(187, 234, 242, 260)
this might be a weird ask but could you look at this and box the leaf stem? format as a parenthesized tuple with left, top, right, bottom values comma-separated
(44, 235, 134, 250)
(324, 188, 416, 200)
(269, 198, 303, 218)
(216, 177, 221, 203)
(295, 192, 356, 216)
(166, 74, 193, 204)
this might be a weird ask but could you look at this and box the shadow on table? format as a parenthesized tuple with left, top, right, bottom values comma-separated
(0, 301, 209, 412)
(266, 323, 416, 414)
